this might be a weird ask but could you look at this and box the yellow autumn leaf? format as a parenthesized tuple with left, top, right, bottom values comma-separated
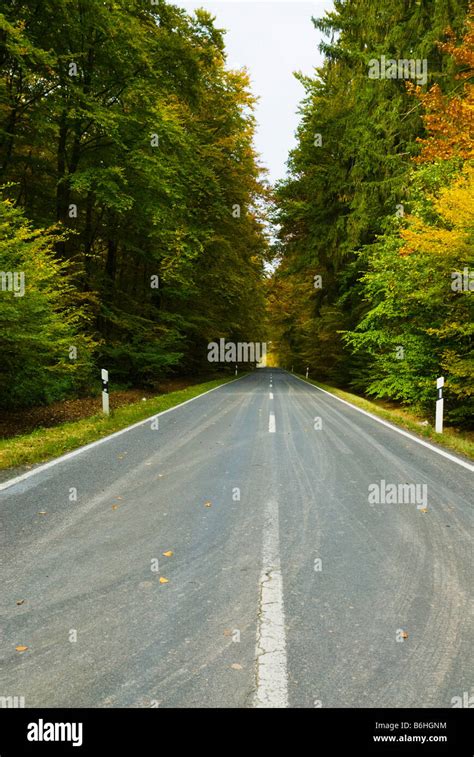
(159, 577, 169, 584)
(16, 645, 28, 652)
(162, 551, 173, 557)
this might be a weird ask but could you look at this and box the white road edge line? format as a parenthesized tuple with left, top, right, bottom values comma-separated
(254, 499, 288, 708)
(0, 374, 250, 492)
(291, 372, 474, 472)
(269, 412, 276, 433)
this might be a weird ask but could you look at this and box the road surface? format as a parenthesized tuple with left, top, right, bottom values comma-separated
(0, 369, 472, 707)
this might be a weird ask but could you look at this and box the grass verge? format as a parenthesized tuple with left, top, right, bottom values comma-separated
(297, 375, 474, 462)
(0, 376, 238, 471)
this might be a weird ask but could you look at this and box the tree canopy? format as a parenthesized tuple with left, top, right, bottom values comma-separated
(0, 0, 268, 407)
(269, 0, 473, 424)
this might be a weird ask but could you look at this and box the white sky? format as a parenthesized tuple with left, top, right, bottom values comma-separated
(179, 1, 334, 183)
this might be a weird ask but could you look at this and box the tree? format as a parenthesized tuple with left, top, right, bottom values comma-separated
(0, 1, 269, 403)
(0, 197, 94, 408)
(270, 0, 472, 424)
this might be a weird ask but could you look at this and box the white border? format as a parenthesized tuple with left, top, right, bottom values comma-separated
(291, 373, 474, 472)
(0, 375, 247, 492)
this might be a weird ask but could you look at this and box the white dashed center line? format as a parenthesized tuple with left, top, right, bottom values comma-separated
(254, 499, 288, 708)
(269, 412, 276, 433)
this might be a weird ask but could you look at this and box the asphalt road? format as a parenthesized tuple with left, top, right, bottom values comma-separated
(0, 369, 472, 708)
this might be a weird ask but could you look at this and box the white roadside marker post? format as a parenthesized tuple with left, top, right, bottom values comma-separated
(235, 364, 238, 376)
(101, 368, 110, 416)
(305, 367, 309, 379)
(435, 376, 444, 433)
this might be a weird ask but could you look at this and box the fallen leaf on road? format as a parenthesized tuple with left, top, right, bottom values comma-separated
(223, 629, 232, 637)
(38, 511, 47, 515)
(16, 600, 25, 606)
(111, 505, 119, 511)
(204, 501, 212, 508)
(400, 631, 409, 639)
(231, 663, 243, 670)
(15, 645, 28, 652)
(162, 551, 173, 557)
(419, 508, 428, 513)
(159, 577, 169, 584)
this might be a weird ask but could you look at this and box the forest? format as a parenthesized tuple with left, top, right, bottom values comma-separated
(269, 0, 473, 425)
(0, 0, 268, 409)
(1, 0, 472, 427)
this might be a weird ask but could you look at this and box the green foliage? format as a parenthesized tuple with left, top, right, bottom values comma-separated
(345, 161, 474, 420)
(270, 0, 472, 426)
(0, 0, 268, 408)
(0, 198, 95, 408)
